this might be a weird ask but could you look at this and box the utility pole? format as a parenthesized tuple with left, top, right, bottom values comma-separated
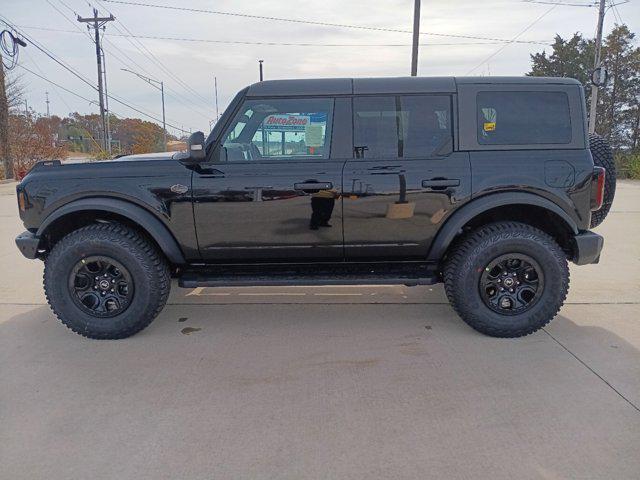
(410, 0, 421, 76)
(588, 0, 607, 134)
(259, 60, 264, 81)
(45, 91, 50, 117)
(102, 49, 112, 154)
(214, 76, 219, 121)
(121, 68, 166, 150)
(78, 8, 114, 152)
(160, 81, 166, 149)
(0, 53, 12, 179)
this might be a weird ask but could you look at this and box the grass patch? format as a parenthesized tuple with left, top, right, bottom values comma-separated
(615, 153, 640, 180)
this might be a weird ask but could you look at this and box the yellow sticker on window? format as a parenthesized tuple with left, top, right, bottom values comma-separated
(483, 122, 496, 132)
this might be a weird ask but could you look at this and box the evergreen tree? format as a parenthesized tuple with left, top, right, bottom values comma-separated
(529, 26, 639, 152)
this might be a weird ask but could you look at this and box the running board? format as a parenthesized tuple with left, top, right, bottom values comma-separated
(178, 263, 439, 288)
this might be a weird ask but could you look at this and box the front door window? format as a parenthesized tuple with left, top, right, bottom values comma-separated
(221, 98, 333, 162)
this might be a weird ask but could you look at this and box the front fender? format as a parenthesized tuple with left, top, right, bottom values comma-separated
(37, 197, 186, 265)
(426, 192, 579, 262)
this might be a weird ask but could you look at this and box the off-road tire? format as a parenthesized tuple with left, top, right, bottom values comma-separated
(443, 222, 569, 338)
(44, 223, 171, 339)
(589, 133, 616, 228)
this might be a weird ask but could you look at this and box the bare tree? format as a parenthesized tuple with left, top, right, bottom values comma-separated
(5, 72, 24, 109)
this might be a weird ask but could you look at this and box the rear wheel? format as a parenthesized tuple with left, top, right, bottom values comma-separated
(443, 222, 569, 338)
(44, 223, 171, 339)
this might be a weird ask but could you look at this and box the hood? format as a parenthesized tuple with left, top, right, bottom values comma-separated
(111, 151, 177, 162)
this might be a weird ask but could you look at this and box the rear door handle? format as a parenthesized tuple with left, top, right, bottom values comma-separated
(294, 182, 333, 190)
(422, 178, 460, 189)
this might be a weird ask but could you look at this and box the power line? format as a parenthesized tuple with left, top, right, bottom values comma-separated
(45, 1, 214, 122)
(523, 0, 598, 6)
(22, 48, 87, 115)
(19, 54, 106, 152)
(17, 26, 525, 47)
(93, 0, 213, 107)
(46, 0, 94, 43)
(18, 62, 191, 133)
(17, 63, 96, 105)
(101, 0, 550, 45)
(2, 16, 195, 132)
(108, 33, 517, 47)
(100, 35, 213, 120)
(0, 17, 98, 91)
(465, 4, 558, 75)
(609, 0, 625, 24)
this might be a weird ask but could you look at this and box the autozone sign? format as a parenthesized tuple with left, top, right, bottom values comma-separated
(263, 114, 310, 131)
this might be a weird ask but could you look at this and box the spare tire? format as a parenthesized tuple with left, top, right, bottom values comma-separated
(589, 133, 616, 228)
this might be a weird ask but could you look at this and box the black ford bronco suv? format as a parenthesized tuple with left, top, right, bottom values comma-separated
(15, 76, 615, 339)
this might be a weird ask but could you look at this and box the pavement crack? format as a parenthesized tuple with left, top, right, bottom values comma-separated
(542, 328, 640, 414)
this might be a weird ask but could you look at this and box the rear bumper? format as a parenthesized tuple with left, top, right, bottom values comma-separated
(15, 231, 42, 259)
(572, 230, 604, 265)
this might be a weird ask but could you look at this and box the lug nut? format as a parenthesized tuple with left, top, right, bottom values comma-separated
(500, 287, 504, 291)
(510, 288, 514, 293)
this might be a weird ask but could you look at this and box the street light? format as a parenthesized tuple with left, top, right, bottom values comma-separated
(121, 68, 167, 150)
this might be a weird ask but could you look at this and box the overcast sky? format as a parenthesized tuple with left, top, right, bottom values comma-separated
(3, 0, 638, 136)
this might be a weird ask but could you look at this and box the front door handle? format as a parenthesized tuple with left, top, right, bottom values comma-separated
(422, 178, 460, 189)
(294, 182, 333, 190)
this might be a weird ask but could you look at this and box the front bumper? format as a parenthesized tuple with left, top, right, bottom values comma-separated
(15, 231, 42, 259)
(572, 230, 604, 265)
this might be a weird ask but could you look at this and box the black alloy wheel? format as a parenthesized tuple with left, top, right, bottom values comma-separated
(479, 254, 544, 315)
(69, 256, 135, 317)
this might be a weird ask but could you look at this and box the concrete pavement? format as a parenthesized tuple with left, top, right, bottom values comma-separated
(1, 180, 639, 479)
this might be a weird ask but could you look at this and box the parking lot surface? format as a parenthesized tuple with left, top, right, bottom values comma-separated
(1, 180, 639, 479)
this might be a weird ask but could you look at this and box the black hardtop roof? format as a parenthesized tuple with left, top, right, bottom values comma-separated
(245, 76, 581, 97)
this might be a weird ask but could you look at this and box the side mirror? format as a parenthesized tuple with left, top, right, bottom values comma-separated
(188, 131, 206, 161)
(177, 131, 206, 165)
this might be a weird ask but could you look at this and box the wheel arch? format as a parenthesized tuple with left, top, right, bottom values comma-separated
(428, 192, 579, 263)
(37, 197, 186, 265)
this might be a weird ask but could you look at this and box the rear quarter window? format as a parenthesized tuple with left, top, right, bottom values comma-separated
(477, 91, 572, 145)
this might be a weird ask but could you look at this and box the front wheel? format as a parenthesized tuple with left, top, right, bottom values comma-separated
(443, 222, 569, 338)
(44, 223, 171, 339)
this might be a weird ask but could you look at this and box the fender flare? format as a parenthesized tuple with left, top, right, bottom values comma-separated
(426, 192, 579, 262)
(37, 197, 186, 265)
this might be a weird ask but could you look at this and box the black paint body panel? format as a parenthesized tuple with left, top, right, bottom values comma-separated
(18, 157, 199, 260)
(16, 76, 601, 269)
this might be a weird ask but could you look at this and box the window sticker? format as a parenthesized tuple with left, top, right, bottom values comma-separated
(304, 124, 323, 147)
(482, 107, 497, 135)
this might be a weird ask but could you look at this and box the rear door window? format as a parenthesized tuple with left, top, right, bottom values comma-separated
(353, 95, 452, 158)
(477, 91, 571, 145)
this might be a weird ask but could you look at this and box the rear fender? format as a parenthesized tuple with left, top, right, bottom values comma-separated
(427, 192, 578, 262)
